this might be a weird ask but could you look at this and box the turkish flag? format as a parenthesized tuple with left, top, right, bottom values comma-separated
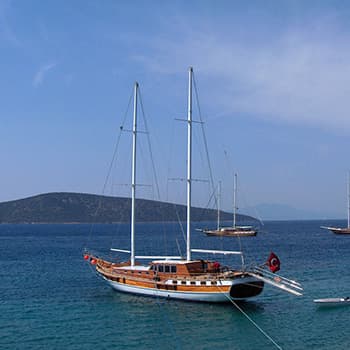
(267, 252, 280, 273)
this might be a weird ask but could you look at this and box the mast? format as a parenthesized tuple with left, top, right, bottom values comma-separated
(131, 82, 138, 266)
(217, 181, 221, 230)
(186, 67, 193, 261)
(233, 173, 237, 228)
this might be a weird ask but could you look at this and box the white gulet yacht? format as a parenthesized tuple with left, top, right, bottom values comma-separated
(84, 68, 302, 302)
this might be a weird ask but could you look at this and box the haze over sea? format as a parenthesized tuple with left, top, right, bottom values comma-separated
(1, 220, 349, 350)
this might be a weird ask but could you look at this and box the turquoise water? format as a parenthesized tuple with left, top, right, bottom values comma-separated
(1, 221, 350, 349)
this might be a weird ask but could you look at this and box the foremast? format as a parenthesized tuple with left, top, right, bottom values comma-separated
(131, 82, 138, 266)
(186, 67, 193, 262)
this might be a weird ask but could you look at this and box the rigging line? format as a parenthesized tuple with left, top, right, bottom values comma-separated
(192, 73, 216, 206)
(236, 235, 245, 268)
(138, 88, 161, 200)
(138, 88, 173, 255)
(223, 150, 263, 227)
(175, 238, 183, 258)
(138, 88, 174, 257)
(201, 183, 218, 215)
(195, 186, 218, 223)
(166, 118, 180, 202)
(174, 203, 186, 243)
(217, 286, 283, 350)
(85, 88, 134, 248)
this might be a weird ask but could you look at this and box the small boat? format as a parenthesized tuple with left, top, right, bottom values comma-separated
(314, 297, 350, 306)
(320, 226, 350, 234)
(84, 67, 302, 302)
(199, 174, 258, 237)
(203, 226, 257, 237)
(321, 172, 350, 234)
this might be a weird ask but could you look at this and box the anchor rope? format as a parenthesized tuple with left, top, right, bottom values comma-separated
(217, 285, 283, 350)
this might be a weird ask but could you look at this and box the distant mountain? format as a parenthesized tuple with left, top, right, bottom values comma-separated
(243, 203, 339, 221)
(0, 192, 258, 224)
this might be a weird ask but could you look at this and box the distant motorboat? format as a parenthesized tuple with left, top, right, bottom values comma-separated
(321, 172, 350, 235)
(314, 297, 350, 306)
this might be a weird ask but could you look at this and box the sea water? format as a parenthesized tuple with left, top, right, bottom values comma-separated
(1, 220, 350, 350)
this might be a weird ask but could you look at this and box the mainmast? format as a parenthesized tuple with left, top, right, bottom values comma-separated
(186, 67, 193, 261)
(131, 82, 138, 266)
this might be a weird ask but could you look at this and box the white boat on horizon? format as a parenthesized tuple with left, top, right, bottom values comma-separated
(321, 172, 350, 234)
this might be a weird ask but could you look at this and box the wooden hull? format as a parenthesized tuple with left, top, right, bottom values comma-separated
(94, 258, 264, 302)
(330, 228, 350, 234)
(203, 228, 257, 237)
(321, 226, 350, 234)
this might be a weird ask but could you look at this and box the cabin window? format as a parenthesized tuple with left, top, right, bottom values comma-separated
(171, 266, 177, 273)
(200, 281, 206, 285)
(181, 281, 186, 285)
(190, 281, 196, 285)
(165, 265, 170, 273)
(158, 265, 164, 273)
(150, 265, 154, 271)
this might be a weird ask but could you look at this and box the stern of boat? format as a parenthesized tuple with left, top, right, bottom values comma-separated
(229, 274, 264, 300)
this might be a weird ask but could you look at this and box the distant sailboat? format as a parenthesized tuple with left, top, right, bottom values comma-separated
(321, 172, 350, 234)
(200, 173, 258, 237)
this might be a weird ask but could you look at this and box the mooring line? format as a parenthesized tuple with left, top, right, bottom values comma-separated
(218, 286, 283, 350)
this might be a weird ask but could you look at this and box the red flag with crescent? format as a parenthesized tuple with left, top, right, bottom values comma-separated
(267, 252, 280, 273)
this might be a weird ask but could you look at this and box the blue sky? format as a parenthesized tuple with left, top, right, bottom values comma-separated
(1, 0, 350, 218)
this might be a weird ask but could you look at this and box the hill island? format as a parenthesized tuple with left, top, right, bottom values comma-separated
(0, 192, 257, 224)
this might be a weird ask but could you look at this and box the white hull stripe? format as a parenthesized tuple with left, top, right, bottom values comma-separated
(104, 278, 232, 302)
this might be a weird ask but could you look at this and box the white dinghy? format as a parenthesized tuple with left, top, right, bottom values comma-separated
(314, 297, 350, 306)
